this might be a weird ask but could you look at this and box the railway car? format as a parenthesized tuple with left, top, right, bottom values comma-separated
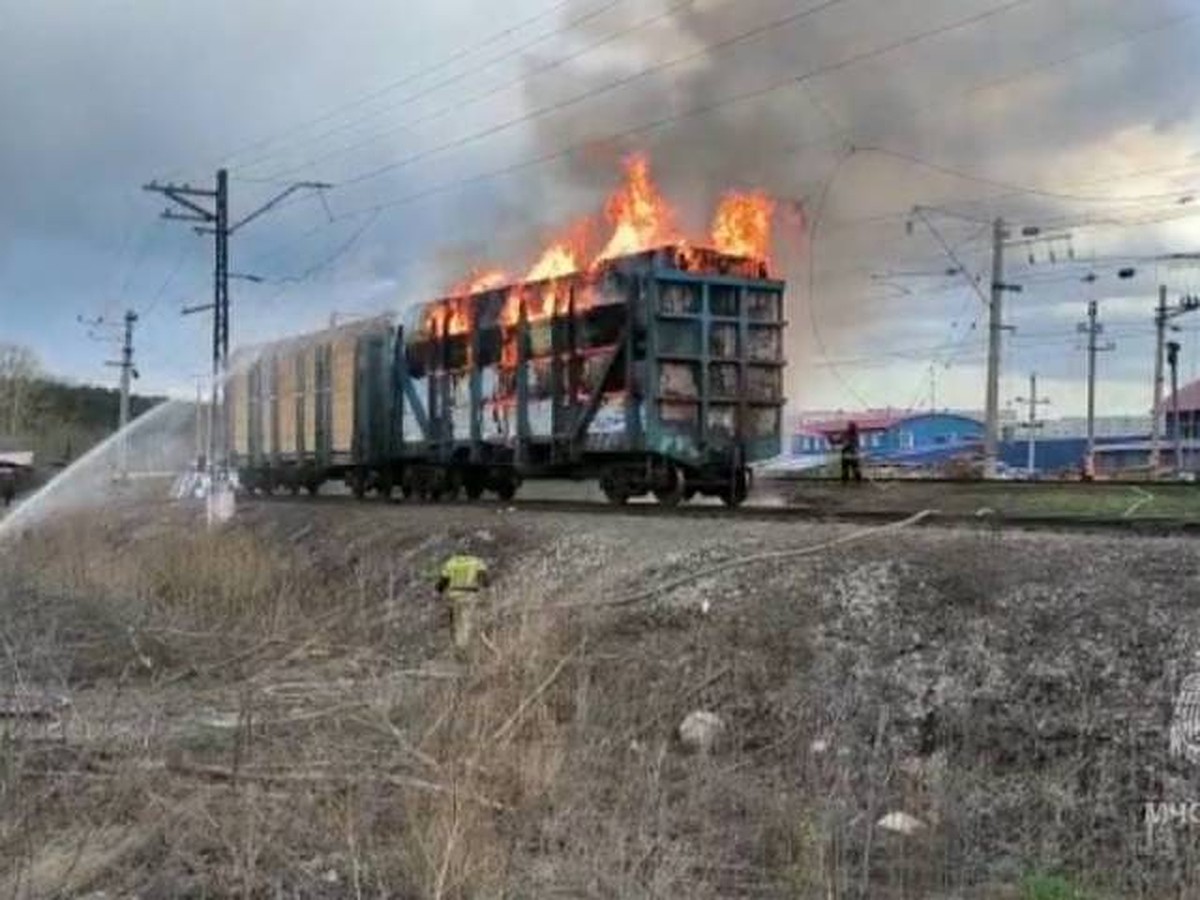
(228, 315, 395, 496)
(228, 244, 786, 506)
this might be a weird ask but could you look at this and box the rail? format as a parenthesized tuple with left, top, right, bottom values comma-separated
(243, 493, 1200, 537)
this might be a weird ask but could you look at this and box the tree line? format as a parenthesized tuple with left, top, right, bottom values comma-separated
(0, 343, 165, 465)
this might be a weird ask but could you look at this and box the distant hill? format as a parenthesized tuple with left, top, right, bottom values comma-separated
(1, 378, 167, 466)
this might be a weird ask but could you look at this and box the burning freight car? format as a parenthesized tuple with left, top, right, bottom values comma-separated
(227, 156, 786, 506)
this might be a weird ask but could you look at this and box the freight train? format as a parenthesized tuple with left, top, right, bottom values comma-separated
(227, 244, 785, 506)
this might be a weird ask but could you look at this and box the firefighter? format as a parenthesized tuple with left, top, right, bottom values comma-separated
(435, 554, 491, 652)
(839, 421, 862, 484)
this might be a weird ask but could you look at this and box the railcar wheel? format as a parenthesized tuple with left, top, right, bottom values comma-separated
(600, 471, 631, 506)
(718, 469, 749, 508)
(400, 470, 416, 500)
(377, 475, 394, 501)
(603, 484, 630, 505)
(494, 478, 518, 502)
(652, 465, 686, 507)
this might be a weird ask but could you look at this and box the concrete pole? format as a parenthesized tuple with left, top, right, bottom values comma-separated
(1085, 300, 1098, 470)
(1150, 285, 1167, 477)
(117, 310, 137, 479)
(1015, 372, 1048, 478)
(1026, 373, 1037, 475)
(984, 217, 1005, 478)
(194, 377, 204, 468)
(1168, 340, 1182, 476)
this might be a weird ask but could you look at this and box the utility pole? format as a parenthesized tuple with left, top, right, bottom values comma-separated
(1151, 286, 1167, 475)
(1077, 300, 1115, 474)
(984, 218, 1005, 478)
(1168, 340, 1183, 477)
(1014, 373, 1050, 477)
(982, 218, 1041, 476)
(1149, 289, 1200, 476)
(104, 310, 138, 479)
(193, 376, 205, 468)
(909, 209, 1064, 477)
(143, 171, 329, 485)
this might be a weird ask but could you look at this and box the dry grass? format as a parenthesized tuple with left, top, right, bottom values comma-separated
(0, 508, 829, 897)
(1, 504, 1194, 897)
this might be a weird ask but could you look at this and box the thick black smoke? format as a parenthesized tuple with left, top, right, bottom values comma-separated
(518, 0, 1197, 406)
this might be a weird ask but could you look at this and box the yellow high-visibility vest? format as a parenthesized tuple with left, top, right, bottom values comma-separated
(441, 555, 488, 592)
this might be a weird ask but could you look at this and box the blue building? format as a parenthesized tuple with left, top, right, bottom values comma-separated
(999, 434, 1150, 476)
(787, 410, 984, 470)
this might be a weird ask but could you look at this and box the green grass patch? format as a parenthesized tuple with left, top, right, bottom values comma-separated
(1020, 872, 1091, 900)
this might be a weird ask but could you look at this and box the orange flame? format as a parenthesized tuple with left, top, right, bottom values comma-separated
(595, 154, 676, 263)
(449, 267, 509, 296)
(426, 155, 773, 379)
(526, 243, 578, 282)
(500, 287, 522, 328)
(711, 190, 775, 262)
(424, 295, 473, 337)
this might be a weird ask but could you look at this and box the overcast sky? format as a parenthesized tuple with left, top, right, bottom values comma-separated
(3, 0, 1200, 421)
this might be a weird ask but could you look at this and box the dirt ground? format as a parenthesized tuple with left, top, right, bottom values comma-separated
(2, 498, 1200, 898)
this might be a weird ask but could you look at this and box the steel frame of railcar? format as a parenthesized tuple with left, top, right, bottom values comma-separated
(355, 249, 784, 505)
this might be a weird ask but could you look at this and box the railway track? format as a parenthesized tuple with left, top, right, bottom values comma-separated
(245, 492, 1200, 537)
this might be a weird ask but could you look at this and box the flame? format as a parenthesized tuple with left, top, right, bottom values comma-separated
(421, 155, 774, 382)
(449, 267, 509, 296)
(526, 243, 578, 282)
(424, 295, 472, 337)
(525, 218, 591, 282)
(527, 286, 554, 323)
(711, 190, 775, 262)
(500, 287, 522, 328)
(595, 154, 676, 263)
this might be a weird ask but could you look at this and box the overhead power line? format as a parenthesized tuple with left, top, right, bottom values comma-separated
(179, 0, 585, 178)
(241, 0, 670, 180)
(244, 0, 1187, 277)
(331, 0, 1024, 193)
(315, 0, 1038, 223)
(777, 6, 1200, 187)
(249, 0, 1196, 280)
(256, 0, 841, 185)
(866, 146, 1197, 206)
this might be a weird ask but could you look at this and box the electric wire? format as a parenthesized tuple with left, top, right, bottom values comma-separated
(176, 0, 586, 177)
(247, 0, 700, 182)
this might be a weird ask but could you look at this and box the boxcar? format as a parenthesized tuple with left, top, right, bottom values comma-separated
(229, 244, 785, 506)
(228, 315, 395, 495)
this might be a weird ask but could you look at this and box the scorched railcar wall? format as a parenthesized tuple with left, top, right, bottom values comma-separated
(396, 245, 785, 504)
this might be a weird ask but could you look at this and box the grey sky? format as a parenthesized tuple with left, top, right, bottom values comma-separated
(2, 0, 1200, 421)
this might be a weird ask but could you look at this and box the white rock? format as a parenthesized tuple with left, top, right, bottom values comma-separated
(678, 710, 725, 754)
(810, 738, 829, 755)
(877, 811, 925, 836)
